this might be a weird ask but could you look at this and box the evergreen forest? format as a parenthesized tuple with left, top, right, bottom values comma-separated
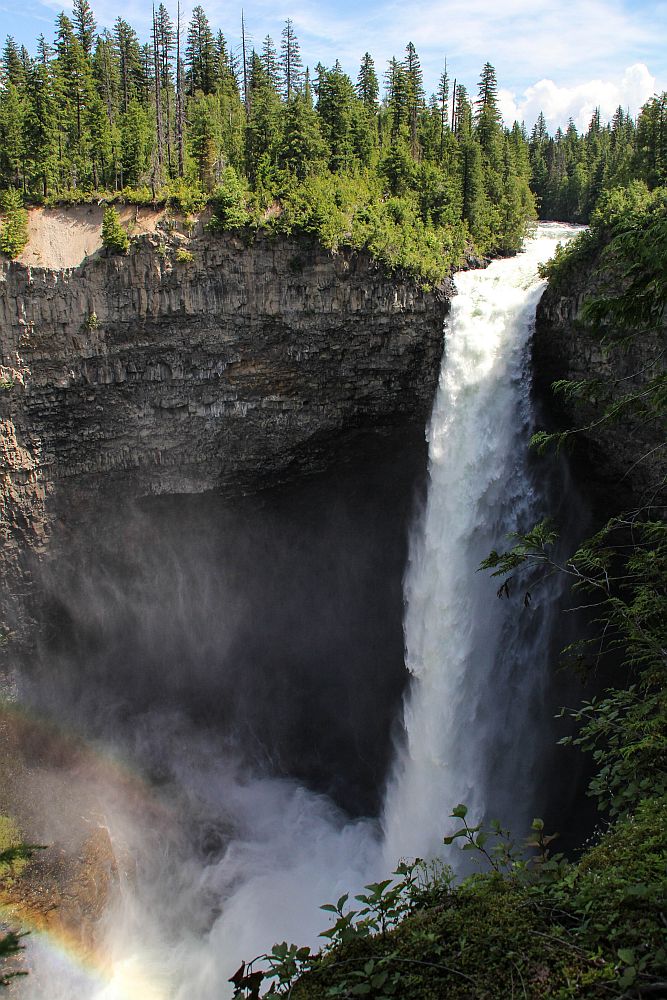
(0, 0, 664, 280)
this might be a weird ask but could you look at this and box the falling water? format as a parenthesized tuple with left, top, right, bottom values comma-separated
(15, 223, 580, 1000)
(383, 222, 580, 866)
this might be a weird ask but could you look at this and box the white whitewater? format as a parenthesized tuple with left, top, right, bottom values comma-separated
(382, 222, 579, 866)
(19, 223, 579, 1000)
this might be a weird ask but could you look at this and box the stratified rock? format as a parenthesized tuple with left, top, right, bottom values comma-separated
(533, 248, 666, 515)
(0, 231, 451, 638)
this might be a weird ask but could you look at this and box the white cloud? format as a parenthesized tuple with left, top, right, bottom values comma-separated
(498, 62, 661, 131)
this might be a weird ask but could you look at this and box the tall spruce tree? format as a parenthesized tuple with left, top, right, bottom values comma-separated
(280, 19, 304, 101)
(356, 52, 378, 111)
(403, 42, 424, 156)
(261, 36, 280, 92)
(186, 5, 215, 95)
(73, 0, 97, 60)
(436, 62, 450, 155)
(114, 18, 142, 113)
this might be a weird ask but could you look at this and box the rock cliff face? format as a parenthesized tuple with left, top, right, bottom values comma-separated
(0, 231, 450, 630)
(533, 253, 666, 514)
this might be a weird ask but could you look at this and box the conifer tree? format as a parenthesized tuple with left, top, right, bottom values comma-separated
(55, 13, 96, 187)
(245, 51, 282, 182)
(453, 83, 471, 136)
(0, 83, 26, 189)
(436, 62, 450, 155)
(261, 36, 280, 91)
(25, 59, 58, 195)
(403, 42, 424, 156)
(114, 18, 142, 113)
(635, 93, 667, 188)
(459, 135, 487, 242)
(175, 0, 185, 177)
(35, 35, 53, 66)
(186, 5, 215, 95)
(151, 4, 178, 177)
(280, 19, 304, 101)
(317, 62, 369, 171)
(279, 91, 325, 177)
(86, 92, 113, 187)
(385, 57, 409, 140)
(73, 0, 97, 60)
(189, 92, 220, 188)
(0, 188, 28, 257)
(2, 38, 26, 89)
(475, 61, 502, 161)
(94, 31, 120, 127)
(380, 136, 415, 195)
(356, 53, 378, 111)
(101, 204, 129, 252)
(120, 97, 152, 185)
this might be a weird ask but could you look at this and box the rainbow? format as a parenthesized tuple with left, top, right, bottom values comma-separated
(1, 898, 170, 999)
(0, 698, 173, 999)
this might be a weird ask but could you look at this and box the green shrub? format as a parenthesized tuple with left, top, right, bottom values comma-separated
(101, 206, 130, 254)
(119, 185, 154, 206)
(208, 168, 251, 232)
(165, 178, 206, 215)
(174, 248, 194, 263)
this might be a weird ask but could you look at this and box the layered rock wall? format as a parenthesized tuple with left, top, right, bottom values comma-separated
(0, 231, 450, 629)
(534, 253, 666, 513)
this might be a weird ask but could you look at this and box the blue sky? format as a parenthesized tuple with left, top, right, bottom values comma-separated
(1, 0, 666, 130)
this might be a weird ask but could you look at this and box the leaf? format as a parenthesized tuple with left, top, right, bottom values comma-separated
(443, 828, 467, 845)
(619, 967, 636, 989)
(451, 804, 468, 819)
(371, 971, 389, 989)
(228, 962, 246, 987)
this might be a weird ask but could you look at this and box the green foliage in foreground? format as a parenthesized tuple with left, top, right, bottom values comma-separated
(231, 801, 667, 999)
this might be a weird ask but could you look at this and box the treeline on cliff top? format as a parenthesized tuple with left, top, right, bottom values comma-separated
(0, 2, 666, 280)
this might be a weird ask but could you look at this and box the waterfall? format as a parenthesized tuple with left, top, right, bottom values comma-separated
(16, 223, 581, 1000)
(382, 222, 580, 866)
